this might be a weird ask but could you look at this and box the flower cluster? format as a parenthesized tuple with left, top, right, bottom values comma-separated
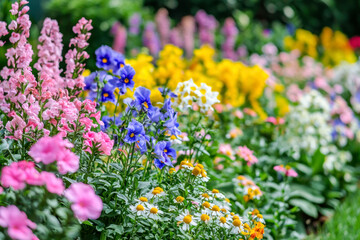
(233, 176, 263, 202)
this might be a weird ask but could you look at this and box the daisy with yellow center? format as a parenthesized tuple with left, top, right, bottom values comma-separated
(217, 215, 230, 228)
(200, 193, 213, 201)
(230, 218, 244, 234)
(210, 189, 225, 199)
(174, 196, 185, 204)
(180, 160, 194, 170)
(202, 201, 211, 209)
(169, 168, 176, 174)
(176, 210, 197, 231)
(130, 203, 147, 217)
(146, 187, 166, 198)
(210, 205, 222, 216)
(195, 210, 211, 224)
(147, 204, 163, 220)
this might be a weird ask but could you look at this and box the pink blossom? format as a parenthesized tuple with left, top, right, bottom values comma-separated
(65, 183, 103, 221)
(41, 172, 65, 195)
(274, 165, 298, 177)
(233, 110, 243, 119)
(57, 150, 79, 174)
(0, 162, 26, 190)
(0, 205, 37, 240)
(218, 143, 235, 160)
(83, 131, 114, 156)
(243, 108, 257, 117)
(28, 135, 63, 164)
(236, 146, 258, 166)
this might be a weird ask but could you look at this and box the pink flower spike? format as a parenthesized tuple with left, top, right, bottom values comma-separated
(65, 183, 103, 221)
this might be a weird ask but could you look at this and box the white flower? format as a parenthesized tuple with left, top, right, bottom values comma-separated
(146, 187, 166, 199)
(194, 210, 211, 224)
(217, 215, 231, 229)
(176, 210, 197, 231)
(147, 204, 163, 220)
(130, 203, 148, 217)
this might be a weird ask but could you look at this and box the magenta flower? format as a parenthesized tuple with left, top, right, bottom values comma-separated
(274, 165, 298, 177)
(0, 162, 26, 190)
(41, 172, 65, 195)
(236, 146, 258, 166)
(65, 183, 103, 221)
(28, 135, 64, 164)
(0, 205, 37, 240)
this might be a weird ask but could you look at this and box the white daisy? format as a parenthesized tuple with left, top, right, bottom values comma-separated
(194, 210, 211, 224)
(146, 187, 166, 199)
(217, 215, 231, 229)
(130, 203, 148, 217)
(230, 217, 244, 234)
(147, 204, 163, 220)
(176, 210, 197, 231)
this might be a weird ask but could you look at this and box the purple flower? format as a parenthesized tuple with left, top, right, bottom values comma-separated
(134, 87, 152, 110)
(154, 141, 176, 169)
(148, 107, 162, 123)
(95, 45, 114, 70)
(124, 119, 145, 143)
(164, 113, 181, 137)
(101, 115, 123, 132)
(112, 51, 125, 72)
(129, 13, 142, 35)
(85, 71, 112, 91)
(109, 65, 135, 94)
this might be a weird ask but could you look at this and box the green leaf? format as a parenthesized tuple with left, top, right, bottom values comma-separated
(289, 198, 318, 218)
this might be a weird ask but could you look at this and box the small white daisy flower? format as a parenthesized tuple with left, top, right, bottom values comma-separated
(147, 205, 163, 220)
(217, 215, 231, 229)
(176, 210, 197, 231)
(130, 203, 148, 217)
(194, 210, 211, 224)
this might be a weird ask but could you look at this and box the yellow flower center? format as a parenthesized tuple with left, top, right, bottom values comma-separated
(225, 198, 230, 203)
(136, 205, 144, 211)
(192, 167, 201, 176)
(170, 135, 176, 140)
(102, 58, 108, 63)
(257, 214, 263, 219)
(220, 217, 227, 223)
(124, 78, 129, 83)
(164, 149, 168, 153)
(183, 215, 192, 224)
(176, 196, 184, 203)
(212, 189, 219, 194)
(221, 208, 227, 213)
(211, 205, 220, 212)
(233, 219, 241, 227)
(143, 102, 149, 108)
(103, 93, 109, 97)
(233, 215, 240, 220)
(201, 214, 210, 221)
(150, 207, 158, 214)
(169, 168, 176, 174)
(139, 197, 148, 202)
(202, 201, 210, 208)
(202, 193, 210, 199)
(130, 133, 135, 137)
(152, 190, 161, 195)
(196, 164, 204, 169)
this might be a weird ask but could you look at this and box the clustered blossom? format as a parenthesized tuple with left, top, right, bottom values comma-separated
(64, 183, 103, 221)
(221, 18, 238, 60)
(274, 165, 298, 177)
(173, 79, 220, 113)
(0, 161, 64, 194)
(233, 176, 263, 202)
(83, 131, 114, 155)
(195, 10, 217, 47)
(28, 135, 79, 174)
(0, 205, 38, 240)
(236, 146, 258, 166)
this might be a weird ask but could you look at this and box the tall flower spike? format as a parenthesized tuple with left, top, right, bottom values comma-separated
(64, 17, 93, 93)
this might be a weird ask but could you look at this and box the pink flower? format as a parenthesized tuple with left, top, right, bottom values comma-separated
(83, 131, 114, 156)
(219, 143, 235, 159)
(236, 146, 258, 166)
(57, 150, 79, 174)
(266, 117, 285, 125)
(0, 205, 37, 240)
(243, 108, 257, 117)
(1, 162, 26, 190)
(233, 110, 243, 119)
(28, 135, 63, 164)
(274, 165, 298, 177)
(41, 172, 65, 195)
(65, 183, 103, 221)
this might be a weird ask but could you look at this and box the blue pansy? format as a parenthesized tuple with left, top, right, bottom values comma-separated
(158, 87, 177, 98)
(101, 115, 123, 132)
(134, 87, 152, 110)
(124, 119, 145, 143)
(154, 141, 176, 169)
(164, 113, 181, 137)
(161, 98, 174, 120)
(99, 84, 116, 103)
(85, 71, 112, 91)
(112, 51, 126, 72)
(95, 46, 114, 70)
(109, 65, 136, 94)
(136, 135, 149, 154)
(148, 107, 162, 123)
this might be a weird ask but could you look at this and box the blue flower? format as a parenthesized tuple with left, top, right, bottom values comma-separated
(95, 46, 114, 70)
(164, 113, 181, 137)
(136, 135, 149, 154)
(134, 87, 152, 110)
(101, 115, 123, 132)
(148, 107, 162, 123)
(109, 65, 136, 94)
(124, 119, 145, 143)
(154, 141, 176, 169)
(99, 84, 116, 103)
(158, 87, 177, 98)
(85, 71, 112, 91)
(112, 52, 125, 72)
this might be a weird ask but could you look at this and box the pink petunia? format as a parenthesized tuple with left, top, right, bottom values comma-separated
(0, 162, 26, 190)
(0, 205, 37, 240)
(65, 183, 103, 221)
(41, 172, 65, 195)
